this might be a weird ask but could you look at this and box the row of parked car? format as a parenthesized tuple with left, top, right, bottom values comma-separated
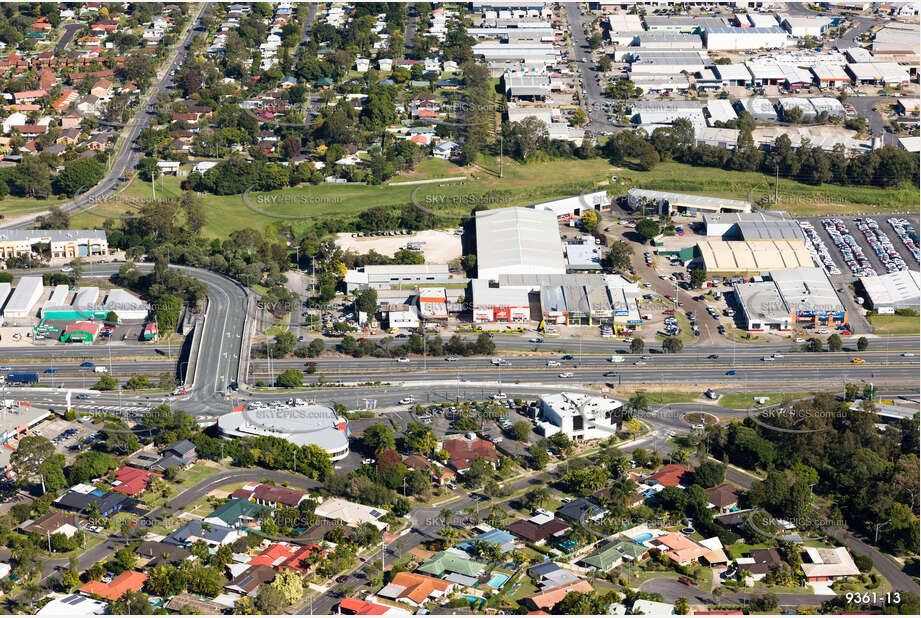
(855, 217, 907, 274)
(799, 220, 841, 276)
(822, 218, 876, 277)
(888, 217, 919, 265)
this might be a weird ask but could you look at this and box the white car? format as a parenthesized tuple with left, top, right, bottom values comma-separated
(445, 356, 458, 361)
(772, 353, 784, 359)
(609, 355, 624, 363)
(396, 357, 410, 363)
(547, 360, 561, 367)
(558, 372, 574, 378)
(61, 266, 73, 273)
(902, 352, 915, 357)
(816, 329, 829, 334)
(399, 397, 415, 405)
(634, 361, 647, 366)
(794, 338, 806, 343)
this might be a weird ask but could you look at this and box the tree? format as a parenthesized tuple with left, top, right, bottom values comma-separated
(635, 218, 660, 240)
(108, 590, 152, 615)
(630, 338, 644, 354)
(662, 336, 684, 354)
(628, 392, 649, 416)
(155, 294, 182, 337)
(307, 338, 326, 357)
(581, 209, 599, 233)
(355, 288, 378, 316)
(826, 333, 842, 352)
(803, 337, 823, 353)
(276, 369, 304, 388)
(604, 240, 633, 271)
(363, 423, 396, 455)
(269, 571, 304, 605)
(675, 597, 689, 615)
(255, 582, 288, 614)
(856, 336, 869, 351)
(10, 435, 54, 487)
(598, 55, 612, 72)
(512, 420, 531, 442)
(690, 268, 707, 289)
(694, 461, 725, 488)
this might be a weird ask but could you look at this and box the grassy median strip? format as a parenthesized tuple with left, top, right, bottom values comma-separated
(867, 314, 920, 336)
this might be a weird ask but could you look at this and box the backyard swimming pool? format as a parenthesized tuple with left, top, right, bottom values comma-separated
(487, 573, 510, 588)
(462, 595, 485, 604)
(633, 532, 654, 543)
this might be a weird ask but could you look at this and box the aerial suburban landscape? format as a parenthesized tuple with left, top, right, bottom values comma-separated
(0, 1, 917, 616)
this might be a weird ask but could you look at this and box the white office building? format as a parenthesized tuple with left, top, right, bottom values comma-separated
(537, 392, 623, 441)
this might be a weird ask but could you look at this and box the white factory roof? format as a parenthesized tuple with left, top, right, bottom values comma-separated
(844, 47, 874, 63)
(103, 288, 146, 309)
(475, 207, 565, 278)
(3, 276, 43, 317)
(529, 191, 608, 217)
(770, 268, 844, 314)
(0, 283, 10, 310)
(698, 240, 815, 271)
(566, 243, 602, 270)
(714, 63, 752, 81)
(783, 15, 832, 30)
(735, 281, 790, 323)
(847, 62, 883, 81)
(746, 61, 785, 81)
(629, 189, 751, 211)
(739, 97, 778, 120)
(874, 62, 911, 84)
(631, 100, 703, 112)
(217, 405, 349, 454)
(779, 98, 817, 118)
(747, 13, 780, 28)
(810, 97, 846, 116)
(540, 392, 623, 419)
(607, 13, 643, 31)
(470, 278, 530, 307)
(73, 287, 99, 307)
(859, 270, 921, 307)
(811, 63, 850, 81)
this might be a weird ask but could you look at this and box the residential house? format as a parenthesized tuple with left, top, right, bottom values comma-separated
(21, 512, 79, 538)
(80, 571, 148, 601)
(38, 68, 56, 90)
(417, 548, 487, 585)
(13, 90, 46, 104)
(556, 498, 607, 523)
(376, 571, 454, 607)
(736, 548, 784, 581)
(507, 512, 571, 545)
(648, 532, 710, 566)
(337, 597, 410, 615)
(203, 498, 265, 529)
(632, 599, 676, 615)
(527, 562, 584, 590)
(136, 541, 191, 567)
(54, 490, 132, 518)
(52, 90, 79, 111)
(248, 542, 324, 575)
(157, 439, 197, 469)
(579, 539, 648, 571)
(314, 497, 388, 530)
(13, 125, 48, 137)
(645, 464, 693, 488)
(705, 484, 740, 514)
(402, 454, 455, 486)
(441, 438, 499, 474)
(522, 580, 593, 611)
(801, 547, 860, 582)
(61, 110, 82, 128)
(231, 482, 311, 508)
(225, 563, 276, 596)
(76, 95, 101, 115)
(90, 78, 112, 98)
(457, 527, 521, 554)
(163, 519, 242, 548)
(111, 466, 160, 496)
(432, 140, 458, 160)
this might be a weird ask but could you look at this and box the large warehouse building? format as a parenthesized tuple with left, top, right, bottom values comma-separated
(735, 268, 846, 331)
(627, 189, 751, 216)
(3, 276, 43, 319)
(217, 403, 350, 461)
(696, 240, 815, 274)
(475, 207, 565, 281)
(702, 26, 789, 50)
(703, 212, 804, 240)
(857, 270, 921, 313)
(471, 279, 531, 323)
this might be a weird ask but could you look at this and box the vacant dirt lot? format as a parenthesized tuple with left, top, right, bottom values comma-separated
(335, 229, 463, 263)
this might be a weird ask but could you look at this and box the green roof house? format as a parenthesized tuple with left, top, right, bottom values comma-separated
(203, 498, 264, 529)
(317, 77, 333, 88)
(579, 540, 648, 572)
(418, 549, 487, 578)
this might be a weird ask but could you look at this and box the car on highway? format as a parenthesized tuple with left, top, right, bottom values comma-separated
(902, 352, 915, 357)
(80, 362, 95, 367)
(726, 370, 737, 375)
(529, 337, 543, 343)
(75, 393, 91, 400)
(558, 372, 574, 378)
(547, 360, 561, 367)
(399, 397, 416, 404)
(445, 356, 458, 361)
(851, 358, 866, 364)
(44, 368, 57, 374)
(561, 355, 574, 360)
(707, 354, 719, 359)
(795, 338, 806, 343)
(603, 371, 619, 377)
(396, 357, 410, 363)
(634, 361, 646, 366)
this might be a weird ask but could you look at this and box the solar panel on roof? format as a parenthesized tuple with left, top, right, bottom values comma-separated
(238, 575, 254, 587)
(370, 509, 383, 517)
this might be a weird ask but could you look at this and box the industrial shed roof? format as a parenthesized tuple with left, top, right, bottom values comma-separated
(769, 268, 844, 315)
(714, 63, 752, 81)
(697, 240, 815, 272)
(858, 270, 921, 308)
(737, 220, 805, 241)
(475, 207, 565, 279)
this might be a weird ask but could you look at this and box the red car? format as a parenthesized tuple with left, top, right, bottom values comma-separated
(678, 577, 695, 586)
(840, 330, 852, 335)
(663, 310, 675, 315)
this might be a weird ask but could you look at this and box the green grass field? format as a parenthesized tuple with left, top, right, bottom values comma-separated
(868, 314, 919, 336)
(57, 156, 919, 240)
(718, 391, 819, 409)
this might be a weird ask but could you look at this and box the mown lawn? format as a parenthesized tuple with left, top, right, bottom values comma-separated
(65, 157, 918, 240)
(718, 391, 819, 409)
(868, 314, 919, 336)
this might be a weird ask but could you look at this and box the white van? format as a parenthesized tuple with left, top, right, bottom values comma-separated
(761, 355, 773, 361)
(94, 366, 109, 373)
(609, 355, 624, 363)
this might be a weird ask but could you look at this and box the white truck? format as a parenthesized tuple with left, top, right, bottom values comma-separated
(94, 366, 109, 373)
(609, 355, 624, 363)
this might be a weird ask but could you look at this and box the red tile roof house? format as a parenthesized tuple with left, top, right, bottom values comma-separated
(402, 454, 456, 485)
(441, 438, 499, 473)
(80, 570, 148, 601)
(13, 125, 48, 137)
(231, 482, 310, 508)
(12, 89, 46, 104)
(248, 542, 324, 575)
(645, 464, 693, 488)
(338, 597, 409, 615)
(90, 78, 113, 98)
(523, 579, 593, 611)
(111, 466, 161, 496)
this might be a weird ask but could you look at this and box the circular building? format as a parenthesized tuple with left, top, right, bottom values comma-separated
(217, 403, 349, 461)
